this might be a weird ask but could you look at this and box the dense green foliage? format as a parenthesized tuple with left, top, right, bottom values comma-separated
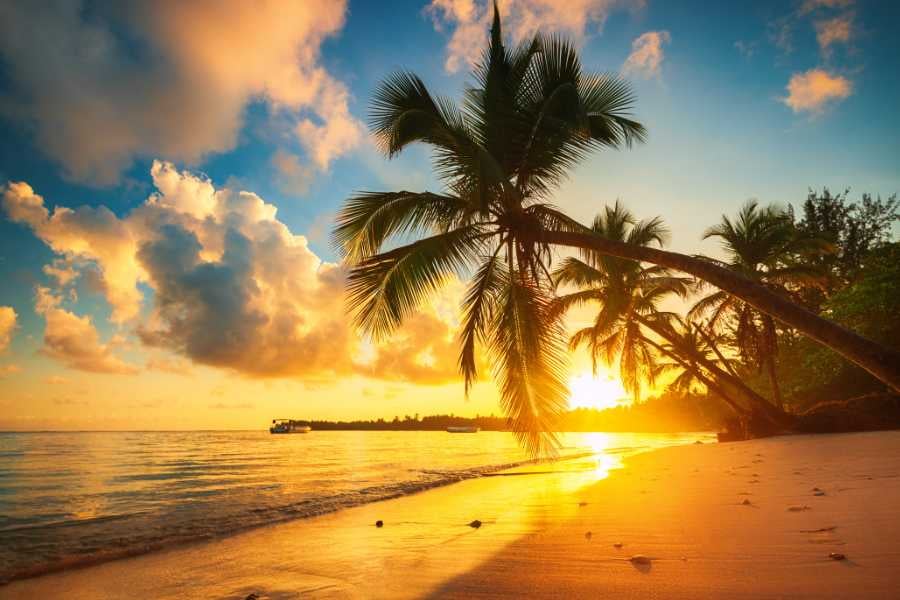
(775, 242, 900, 409)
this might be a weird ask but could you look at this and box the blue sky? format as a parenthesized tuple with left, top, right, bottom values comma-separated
(0, 0, 898, 428)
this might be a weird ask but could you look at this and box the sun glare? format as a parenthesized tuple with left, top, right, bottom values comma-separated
(568, 373, 628, 411)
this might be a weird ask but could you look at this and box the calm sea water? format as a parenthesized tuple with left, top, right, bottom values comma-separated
(0, 430, 713, 583)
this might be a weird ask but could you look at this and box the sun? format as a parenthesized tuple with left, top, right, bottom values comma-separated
(568, 373, 629, 410)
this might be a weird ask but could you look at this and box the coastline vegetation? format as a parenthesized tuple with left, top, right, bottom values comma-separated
(289, 392, 731, 433)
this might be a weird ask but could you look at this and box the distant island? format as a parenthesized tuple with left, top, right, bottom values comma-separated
(291, 392, 729, 433)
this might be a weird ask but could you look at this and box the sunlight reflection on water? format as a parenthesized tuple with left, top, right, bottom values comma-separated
(0, 430, 713, 582)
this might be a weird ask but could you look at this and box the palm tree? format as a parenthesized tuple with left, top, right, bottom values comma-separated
(552, 203, 687, 403)
(651, 318, 750, 420)
(553, 206, 790, 427)
(336, 10, 644, 453)
(335, 5, 900, 452)
(691, 201, 827, 408)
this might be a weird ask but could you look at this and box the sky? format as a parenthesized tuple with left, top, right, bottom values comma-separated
(1, 0, 898, 430)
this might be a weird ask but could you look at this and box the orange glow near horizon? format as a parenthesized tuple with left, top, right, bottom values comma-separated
(567, 373, 629, 411)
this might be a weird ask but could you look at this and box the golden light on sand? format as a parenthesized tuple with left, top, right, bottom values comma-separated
(568, 373, 628, 411)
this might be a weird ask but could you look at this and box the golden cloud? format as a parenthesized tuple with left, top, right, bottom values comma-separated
(622, 31, 670, 79)
(0, 306, 16, 353)
(0, 1, 362, 184)
(800, 0, 854, 15)
(815, 15, 852, 52)
(4, 163, 474, 385)
(427, 0, 645, 73)
(782, 68, 852, 114)
(33, 287, 138, 375)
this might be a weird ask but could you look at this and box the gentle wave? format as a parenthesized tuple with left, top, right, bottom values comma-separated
(0, 431, 712, 584)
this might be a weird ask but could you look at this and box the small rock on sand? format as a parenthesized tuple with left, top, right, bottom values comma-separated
(245, 594, 259, 600)
(814, 491, 826, 496)
(613, 542, 623, 549)
(629, 555, 651, 565)
(375, 520, 384, 527)
(578, 501, 588, 507)
(468, 519, 482, 528)
(584, 531, 592, 540)
(787, 505, 812, 512)
(741, 498, 752, 506)
(829, 552, 846, 561)
(694, 440, 703, 444)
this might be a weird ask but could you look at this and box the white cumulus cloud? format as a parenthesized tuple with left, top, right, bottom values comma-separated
(3, 163, 473, 384)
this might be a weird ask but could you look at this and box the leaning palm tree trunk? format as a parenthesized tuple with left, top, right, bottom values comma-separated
(635, 317, 792, 427)
(540, 229, 900, 393)
(640, 335, 751, 420)
(696, 327, 741, 379)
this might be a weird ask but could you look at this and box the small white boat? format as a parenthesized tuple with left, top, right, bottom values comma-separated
(270, 419, 312, 434)
(446, 426, 479, 433)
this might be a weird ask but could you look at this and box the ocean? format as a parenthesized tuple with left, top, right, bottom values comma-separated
(0, 430, 713, 583)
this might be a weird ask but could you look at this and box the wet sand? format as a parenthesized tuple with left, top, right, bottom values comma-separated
(2, 431, 898, 599)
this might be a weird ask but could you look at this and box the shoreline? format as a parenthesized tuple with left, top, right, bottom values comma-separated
(2, 431, 898, 599)
(0, 448, 608, 586)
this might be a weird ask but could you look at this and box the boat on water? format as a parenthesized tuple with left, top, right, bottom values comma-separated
(270, 419, 312, 434)
(446, 426, 480, 433)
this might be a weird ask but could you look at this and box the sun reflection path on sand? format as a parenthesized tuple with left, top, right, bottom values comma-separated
(549, 431, 717, 496)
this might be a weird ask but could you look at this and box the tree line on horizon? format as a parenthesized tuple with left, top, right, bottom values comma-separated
(331, 5, 900, 452)
(292, 392, 731, 433)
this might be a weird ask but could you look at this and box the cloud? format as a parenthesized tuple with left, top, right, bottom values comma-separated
(426, 0, 644, 73)
(3, 181, 143, 322)
(145, 356, 193, 375)
(272, 149, 316, 196)
(0, 306, 16, 352)
(0, 364, 21, 378)
(360, 301, 483, 385)
(782, 68, 852, 114)
(769, 0, 855, 56)
(33, 286, 139, 374)
(734, 40, 758, 59)
(622, 31, 670, 79)
(0, 1, 362, 185)
(43, 260, 81, 287)
(5, 162, 470, 385)
(800, 0, 854, 15)
(815, 15, 852, 53)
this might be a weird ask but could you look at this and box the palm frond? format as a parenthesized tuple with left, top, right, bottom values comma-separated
(459, 249, 505, 394)
(548, 288, 603, 320)
(490, 271, 569, 456)
(552, 256, 603, 288)
(346, 226, 482, 340)
(333, 191, 471, 261)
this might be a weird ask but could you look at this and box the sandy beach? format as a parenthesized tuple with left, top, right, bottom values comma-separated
(2, 431, 898, 599)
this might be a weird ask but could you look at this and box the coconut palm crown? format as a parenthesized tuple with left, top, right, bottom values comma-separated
(333, 6, 645, 454)
(691, 200, 828, 407)
(552, 203, 690, 402)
